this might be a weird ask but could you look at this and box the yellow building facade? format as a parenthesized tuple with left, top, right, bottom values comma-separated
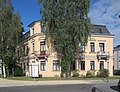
(18, 20, 114, 77)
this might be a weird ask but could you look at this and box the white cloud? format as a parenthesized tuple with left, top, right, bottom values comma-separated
(89, 0, 120, 46)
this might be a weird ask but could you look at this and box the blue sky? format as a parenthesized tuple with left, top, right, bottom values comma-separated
(12, 0, 120, 47)
(11, 0, 42, 31)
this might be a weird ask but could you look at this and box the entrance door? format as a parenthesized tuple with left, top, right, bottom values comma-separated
(29, 63, 39, 77)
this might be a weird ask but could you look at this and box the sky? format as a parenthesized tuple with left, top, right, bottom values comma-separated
(12, 0, 120, 47)
(11, 0, 42, 31)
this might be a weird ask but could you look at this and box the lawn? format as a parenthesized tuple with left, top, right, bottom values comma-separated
(5, 75, 120, 81)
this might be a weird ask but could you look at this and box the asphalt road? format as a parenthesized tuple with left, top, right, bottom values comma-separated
(0, 84, 93, 92)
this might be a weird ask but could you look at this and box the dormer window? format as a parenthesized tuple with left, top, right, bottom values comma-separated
(99, 29, 103, 33)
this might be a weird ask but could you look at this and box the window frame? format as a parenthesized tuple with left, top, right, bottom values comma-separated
(41, 25, 45, 33)
(99, 43, 105, 52)
(26, 46, 29, 56)
(80, 42, 85, 52)
(53, 60, 60, 71)
(40, 61, 46, 71)
(90, 61, 95, 70)
(80, 61, 85, 70)
(90, 42, 95, 52)
(32, 43, 35, 53)
(100, 61, 104, 70)
(32, 28, 34, 35)
(40, 41, 46, 52)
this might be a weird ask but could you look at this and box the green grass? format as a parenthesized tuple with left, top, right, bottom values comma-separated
(109, 75, 120, 79)
(4, 75, 120, 81)
(5, 77, 104, 81)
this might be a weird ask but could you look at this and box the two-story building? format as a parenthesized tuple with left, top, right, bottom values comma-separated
(17, 20, 114, 77)
(78, 25, 114, 76)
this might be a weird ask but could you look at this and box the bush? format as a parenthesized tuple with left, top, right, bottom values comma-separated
(113, 70, 120, 75)
(14, 66, 23, 76)
(86, 70, 95, 78)
(54, 74, 59, 78)
(97, 69, 109, 78)
(72, 70, 79, 77)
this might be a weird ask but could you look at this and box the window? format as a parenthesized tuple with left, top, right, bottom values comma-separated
(100, 61, 104, 70)
(32, 43, 35, 53)
(26, 46, 29, 56)
(32, 28, 34, 35)
(90, 42, 95, 52)
(40, 41, 46, 51)
(53, 60, 60, 71)
(41, 61, 46, 71)
(80, 42, 85, 52)
(80, 61, 85, 70)
(90, 61, 95, 70)
(99, 29, 103, 33)
(25, 45, 29, 56)
(54, 41, 56, 46)
(53, 41, 57, 52)
(27, 62, 29, 71)
(23, 46, 25, 55)
(41, 24, 45, 33)
(23, 62, 25, 71)
(99, 43, 104, 52)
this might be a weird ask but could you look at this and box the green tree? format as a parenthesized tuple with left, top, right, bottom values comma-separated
(38, 0, 91, 77)
(0, 0, 23, 76)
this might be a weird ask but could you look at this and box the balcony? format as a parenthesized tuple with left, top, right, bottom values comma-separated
(97, 51, 109, 60)
(79, 54, 85, 59)
(33, 51, 47, 59)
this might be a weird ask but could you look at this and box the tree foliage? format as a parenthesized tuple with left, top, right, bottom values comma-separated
(38, 0, 91, 77)
(0, 0, 23, 76)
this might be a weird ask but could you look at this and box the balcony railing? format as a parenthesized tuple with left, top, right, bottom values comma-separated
(97, 51, 109, 60)
(33, 51, 46, 59)
(79, 54, 85, 59)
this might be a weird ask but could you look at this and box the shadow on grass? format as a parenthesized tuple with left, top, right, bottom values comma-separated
(110, 86, 119, 92)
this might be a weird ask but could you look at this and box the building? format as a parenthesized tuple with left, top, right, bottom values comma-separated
(113, 45, 120, 70)
(78, 25, 114, 76)
(17, 20, 114, 77)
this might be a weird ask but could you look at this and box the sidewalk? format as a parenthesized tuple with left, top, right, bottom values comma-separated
(0, 78, 92, 87)
(0, 78, 119, 92)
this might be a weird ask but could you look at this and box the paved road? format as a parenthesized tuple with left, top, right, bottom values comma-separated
(0, 78, 119, 92)
(0, 84, 93, 92)
(92, 80, 119, 92)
